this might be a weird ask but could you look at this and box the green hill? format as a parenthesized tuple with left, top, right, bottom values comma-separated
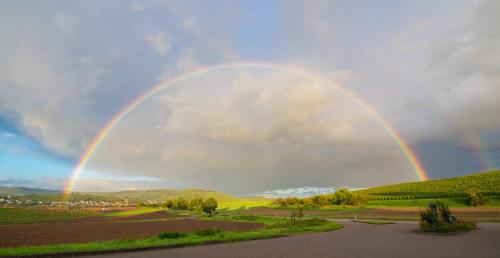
(356, 170, 500, 198)
(0, 187, 61, 196)
(97, 188, 235, 201)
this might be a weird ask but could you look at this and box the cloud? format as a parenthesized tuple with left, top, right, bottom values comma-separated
(145, 31, 171, 56)
(429, 0, 500, 134)
(87, 70, 416, 193)
(53, 13, 78, 35)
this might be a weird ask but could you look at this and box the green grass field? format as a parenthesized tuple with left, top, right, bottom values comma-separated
(0, 207, 97, 224)
(0, 215, 342, 257)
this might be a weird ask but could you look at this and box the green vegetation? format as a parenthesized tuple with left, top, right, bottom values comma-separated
(273, 188, 367, 208)
(0, 207, 96, 224)
(357, 170, 500, 197)
(195, 227, 221, 236)
(158, 231, 187, 239)
(468, 190, 487, 206)
(202, 198, 218, 216)
(100, 188, 234, 202)
(419, 201, 476, 234)
(103, 207, 163, 217)
(0, 215, 342, 257)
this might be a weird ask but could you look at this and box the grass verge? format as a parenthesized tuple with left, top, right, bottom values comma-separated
(0, 216, 342, 257)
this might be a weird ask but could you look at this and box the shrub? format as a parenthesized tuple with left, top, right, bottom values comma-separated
(420, 220, 476, 233)
(158, 231, 187, 239)
(420, 202, 476, 233)
(195, 227, 222, 236)
(468, 191, 487, 206)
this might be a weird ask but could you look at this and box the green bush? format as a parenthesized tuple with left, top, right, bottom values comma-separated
(468, 191, 487, 206)
(420, 202, 476, 233)
(420, 220, 476, 233)
(195, 227, 222, 236)
(158, 231, 187, 239)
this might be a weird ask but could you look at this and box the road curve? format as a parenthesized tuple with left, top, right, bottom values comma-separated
(81, 221, 500, 258)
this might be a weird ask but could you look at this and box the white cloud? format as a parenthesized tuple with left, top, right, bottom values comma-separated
(53, 13, 78, 35)
(145, 31, 171, 56)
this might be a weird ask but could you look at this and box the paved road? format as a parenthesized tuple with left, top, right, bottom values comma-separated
(82, 221, 500, 258)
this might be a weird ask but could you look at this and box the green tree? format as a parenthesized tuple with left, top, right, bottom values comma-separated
(468, 190, 486, 206)
(202, 198, 218, 216)
(189, 198, 204, 212)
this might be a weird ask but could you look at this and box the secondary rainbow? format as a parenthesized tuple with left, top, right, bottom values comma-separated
(63, 62, 428, 196)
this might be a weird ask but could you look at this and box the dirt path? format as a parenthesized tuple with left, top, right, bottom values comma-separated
(83, 221, 500, 258)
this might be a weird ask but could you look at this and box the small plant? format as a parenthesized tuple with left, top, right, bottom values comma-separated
(195, 227, 222, 236)
(158, 231, 187, 239)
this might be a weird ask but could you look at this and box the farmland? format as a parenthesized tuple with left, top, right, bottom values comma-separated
(356, 170, 500, 197)
(0, 210, 341, 257)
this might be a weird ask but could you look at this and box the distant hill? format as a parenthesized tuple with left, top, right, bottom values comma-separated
(0, 187, 61, 196)
(96, 188, 235, 201)
(356, 170, 500, 197)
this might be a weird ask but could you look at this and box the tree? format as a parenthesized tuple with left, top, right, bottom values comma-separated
(202, 198, 218, 216)
(189, 198, 204, 212)
(468, 191, 486, 206)
(331, 188, 366, 206)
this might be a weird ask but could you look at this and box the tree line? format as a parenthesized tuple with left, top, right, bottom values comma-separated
(272, 188, 366, 207)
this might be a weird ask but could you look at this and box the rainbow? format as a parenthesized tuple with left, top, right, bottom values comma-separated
(63, 62, 428, 196)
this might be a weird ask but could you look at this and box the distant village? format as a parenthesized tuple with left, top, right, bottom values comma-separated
(0, 195, 167, 208)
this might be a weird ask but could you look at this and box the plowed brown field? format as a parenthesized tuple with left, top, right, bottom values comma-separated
(0, 211, 263, 248)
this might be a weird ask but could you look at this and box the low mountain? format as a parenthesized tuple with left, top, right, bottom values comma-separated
(0, 187, 61, 196)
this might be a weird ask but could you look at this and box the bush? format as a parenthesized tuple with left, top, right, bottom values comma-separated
(468, 191, 487, 206)
(195, 227, 222, 236)
(420, 202, 476, 233)
(158, 231, 187, 239)
(420, 220, 476, 233)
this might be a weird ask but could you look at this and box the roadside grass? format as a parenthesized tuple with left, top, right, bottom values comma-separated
(0, 207, 97, 224)
(0, 215, 342, 257)
(354, 219, 395, 225)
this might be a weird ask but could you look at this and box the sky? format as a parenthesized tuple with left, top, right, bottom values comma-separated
(0, 0, 499, 194)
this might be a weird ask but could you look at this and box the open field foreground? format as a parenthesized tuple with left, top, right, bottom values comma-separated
(82, 220, 500, 258)
(0, 211, 263, 248)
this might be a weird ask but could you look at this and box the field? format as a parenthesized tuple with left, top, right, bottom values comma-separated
(239, 206, 500, 222)
(0, 207, 98, 224)
(0, 208, 341, 257)
(2, 171, 500, 256)
(356, 170, 500, 197)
